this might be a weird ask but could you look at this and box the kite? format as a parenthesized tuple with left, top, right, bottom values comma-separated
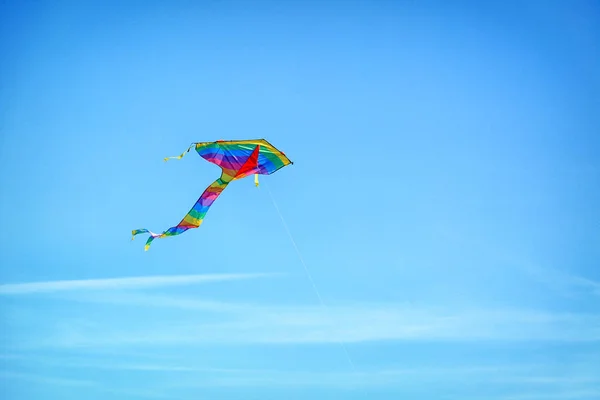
(132, 139, 292, 250)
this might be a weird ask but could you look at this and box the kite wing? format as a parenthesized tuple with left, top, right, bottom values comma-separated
(132, 139, 292, 251)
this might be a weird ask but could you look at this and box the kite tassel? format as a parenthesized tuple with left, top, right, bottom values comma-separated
(254, 173, 259, 187)
(131, 229, 158, 251)
(144, 236, 155, 251)
(163, 143, 195, 162)
(131, 229, 148, 240)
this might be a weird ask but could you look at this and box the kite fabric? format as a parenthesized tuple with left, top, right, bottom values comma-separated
(132, 139, 292, 251)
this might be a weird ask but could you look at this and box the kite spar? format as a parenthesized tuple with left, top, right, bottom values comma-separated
(132, 139, 292, 250)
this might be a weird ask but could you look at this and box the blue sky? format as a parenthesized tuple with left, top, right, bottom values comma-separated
(1, 0, 599, 399)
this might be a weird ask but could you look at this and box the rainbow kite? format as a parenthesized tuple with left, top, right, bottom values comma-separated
(132, 139, 292, 250)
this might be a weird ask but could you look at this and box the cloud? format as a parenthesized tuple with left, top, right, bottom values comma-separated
(4, 350, 599, 396)
(518, 263, 600, 299)
(0, 371, 96, 387)
(66, 291, 247, 312)
(132, 364, 600, 390)
(7, 354, 265, 373)
(0, 273, 275, 295)
(32, 299, 600, 348)
(568, 276, 600, 296)
(434, 225, 600, 299)
(0, 370, 177, 399)
(7, 354, 600, 389)
(495, 390, 600, 400)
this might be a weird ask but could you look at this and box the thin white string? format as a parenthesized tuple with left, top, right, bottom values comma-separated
(263, 180, 358, 373)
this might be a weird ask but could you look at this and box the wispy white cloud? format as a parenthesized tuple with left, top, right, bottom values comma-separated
(99, 388, 179, 399)
(3, 272, 598, 348)
(33, 299, 600, 347)
(0, 371, 96, 387)
(518, 263, 600, 299)
(494, 390, 600, 400)
(153, 364, 600, 389)
(68, 291, 247, 312)
(8, 354, 599, 389)
(4, 351, 600, 395)
(435, 225, 600, 299)
(568, 276, 600, 296)
(0, 370, 177, 399)
(0, 273, 274, 295)
(6, 354, 267, 374)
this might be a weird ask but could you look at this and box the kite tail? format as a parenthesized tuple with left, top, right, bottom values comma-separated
(131, 144, 197, 251)
(131, 174, 232, 251)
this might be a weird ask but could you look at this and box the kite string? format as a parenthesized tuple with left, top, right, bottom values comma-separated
(262, 180, 358, 374)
